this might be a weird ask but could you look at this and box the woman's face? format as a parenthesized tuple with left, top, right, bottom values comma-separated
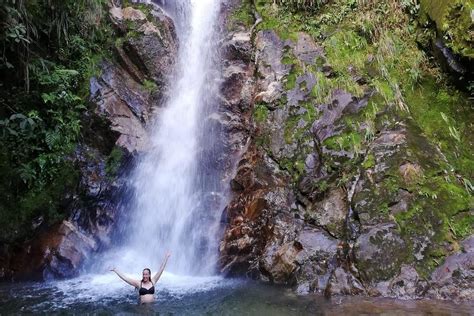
(142, 269, 151, 281)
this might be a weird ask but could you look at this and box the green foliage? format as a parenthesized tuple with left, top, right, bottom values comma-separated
(275, 0, 328, 13)
(142, 79, 158, 93)
(323, 132, 363, 155)
(230, 0, 254, 28)
(0, 0, 114, 242)
(105, 147, 124, 178)
(253, 103, 270, 123)
(362, 153, 376, 169)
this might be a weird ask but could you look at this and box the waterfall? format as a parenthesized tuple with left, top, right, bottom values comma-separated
(108, 0, 225, 276)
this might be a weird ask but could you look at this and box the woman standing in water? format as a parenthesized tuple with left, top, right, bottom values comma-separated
(111, 252, 171, 303)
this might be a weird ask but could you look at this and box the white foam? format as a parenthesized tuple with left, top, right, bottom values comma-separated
(39, 272, 233, 307)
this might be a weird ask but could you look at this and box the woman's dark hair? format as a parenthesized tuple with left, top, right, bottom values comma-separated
(142, 268, 152, 283)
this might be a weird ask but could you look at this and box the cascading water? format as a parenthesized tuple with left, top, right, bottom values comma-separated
(105, 0, 226, 277)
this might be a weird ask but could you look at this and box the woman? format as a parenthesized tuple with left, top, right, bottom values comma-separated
(111, 251, 171, 303)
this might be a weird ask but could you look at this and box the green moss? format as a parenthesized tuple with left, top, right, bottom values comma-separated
(125, 29, 140, 40)
(255, 134, 271, 148)
(283, 103, 317, 145)
(284, 115, 300, 144)
(115, 37, 125, 48)
(420, 0, 474, 58)
(122, 1, 153, 16)
(405, 78, 473, 179)
(279, 157, 306, 180)
(394, 174, 473, 276)
(253, 103, 270, 123)
(230, 0, 254, 28)
(142, 79, 158, 93)
(449, 214, 474, 239)
(372, 79, 395, 104)
(251, 0, 473, 282)
(323, 132, 363, 154)
(105, 147, 124, 177)
(362, 153, 376, 169)
(310, 72, 332, 103)
(324, 30, 368, 75)
(285, 71, 298, 90)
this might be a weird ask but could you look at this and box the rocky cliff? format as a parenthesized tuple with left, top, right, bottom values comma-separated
(219, 0, 473, 301)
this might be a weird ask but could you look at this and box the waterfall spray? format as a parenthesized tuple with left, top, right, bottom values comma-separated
(109, 0, 224, 276)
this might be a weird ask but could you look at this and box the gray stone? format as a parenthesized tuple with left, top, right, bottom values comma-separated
(354, 223, 407, 283)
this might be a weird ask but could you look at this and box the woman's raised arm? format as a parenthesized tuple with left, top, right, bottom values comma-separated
(111, 268, 140, 288)
(152, 251, 171, 284)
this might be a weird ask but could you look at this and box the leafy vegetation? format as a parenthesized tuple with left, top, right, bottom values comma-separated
(0, 0, 114, 242)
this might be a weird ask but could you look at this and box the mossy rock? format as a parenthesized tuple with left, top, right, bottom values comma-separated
(355, 224, 409, 283)
(420, 0, 474, 58)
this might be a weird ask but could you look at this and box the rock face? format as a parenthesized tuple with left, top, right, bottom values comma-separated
(428, 236, 474, 301)
(218, 0, 474, 301)
(91, 5, 178, 153)
(8, 221, 97, 280)
(0, 4, 178, 281)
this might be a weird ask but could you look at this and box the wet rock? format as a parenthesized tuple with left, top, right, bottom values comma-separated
(387, 264, 428, 299)
(109, 6, 124, 22)
(354, 224, 408, 284)
(223, 32, 253, 62)
(122, 7, 147, 21)
(254, 30, 291, 104)
(293, 32, 325, 66)
(432, 38, 468, 79)
(399, 162, 422, 183)
(220, 146, 297, 278)
(311, 90, 368, 143)
(305, 187, 348, 238)
(10, 221, 97, 280)
(352, 127, 409, 226)
(428, 235, 474, 301)
(260, 241, 302, 284)
(90, 64, 149, 153)
(294, 228, 339, 293)
(287, 73, 317, 106)
(327, 267, 366, 296)
(90, 5, 179, 154)
(122, 8, 177, 88)
(461, 235, 474, 252)
(388, 189, 413, 215)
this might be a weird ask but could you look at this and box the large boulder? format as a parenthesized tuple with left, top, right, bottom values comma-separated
(354, 224, 408, 284)
(8, 221, 97, 280)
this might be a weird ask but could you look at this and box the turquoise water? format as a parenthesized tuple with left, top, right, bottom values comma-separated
(0, 274, 472, 315)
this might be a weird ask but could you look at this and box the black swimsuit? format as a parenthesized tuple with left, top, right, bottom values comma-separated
(138, 281, 155, 296)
